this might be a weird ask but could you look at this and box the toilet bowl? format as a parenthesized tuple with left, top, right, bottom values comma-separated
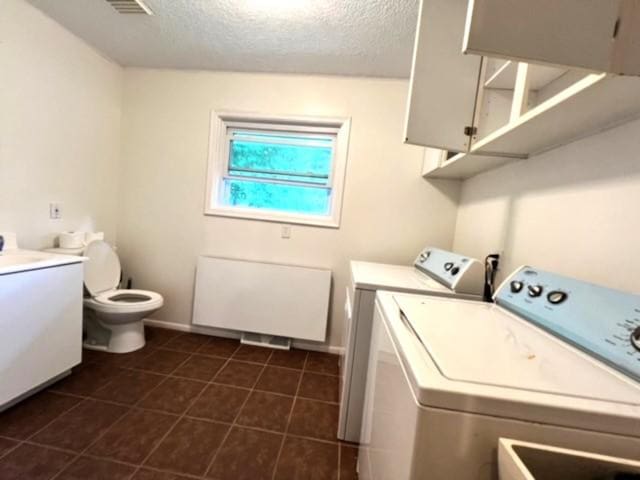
(83, 241, 163, 353)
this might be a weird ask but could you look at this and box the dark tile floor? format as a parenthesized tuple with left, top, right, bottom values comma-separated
(0, 327, 358, 480)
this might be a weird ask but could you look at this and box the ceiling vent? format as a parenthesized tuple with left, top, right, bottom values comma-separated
(106, 0, 153, 15)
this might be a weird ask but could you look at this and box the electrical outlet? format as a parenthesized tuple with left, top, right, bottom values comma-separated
(49, 202, 62, 220)
(281, 225, 291, 239)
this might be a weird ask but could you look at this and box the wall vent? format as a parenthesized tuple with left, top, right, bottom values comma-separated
(106, 0, 153, 15)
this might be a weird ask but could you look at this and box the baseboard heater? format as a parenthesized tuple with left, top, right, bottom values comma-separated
(192, 256, 331, 347)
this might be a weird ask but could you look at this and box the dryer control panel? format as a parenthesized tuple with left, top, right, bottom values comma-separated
(495, 266, 640, 382)
(413, 248, 484, 296)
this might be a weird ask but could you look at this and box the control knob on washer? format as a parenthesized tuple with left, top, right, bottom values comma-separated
(444, 262, 454, 271)
(547, 290, 568, 305)
(510, 281, 524, 293)
(527, 285, 544, 298)
(631, 327, 640, 352)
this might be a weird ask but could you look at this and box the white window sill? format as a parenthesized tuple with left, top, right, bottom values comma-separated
(204, 206, 340, 228)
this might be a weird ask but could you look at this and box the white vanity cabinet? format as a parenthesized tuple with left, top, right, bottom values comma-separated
(408, 0, 640, 180)
(0, 258, 84, 410)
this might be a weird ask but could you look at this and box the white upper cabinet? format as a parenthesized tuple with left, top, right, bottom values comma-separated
(404, 0, 482, 151)
(409, 0, 640, 180)
(463, 0, 640, 76)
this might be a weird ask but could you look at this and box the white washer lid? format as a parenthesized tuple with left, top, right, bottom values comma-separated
(350, 261, 451, 294)
(84, 240, 121, 296)
(395, 295, 640, 404)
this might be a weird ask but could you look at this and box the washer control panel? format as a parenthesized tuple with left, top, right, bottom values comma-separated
(496, 266, 640, 382)
(413, 247, 483, 293)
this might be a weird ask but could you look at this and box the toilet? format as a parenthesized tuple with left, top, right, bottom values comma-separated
(83, 240, 163, 353)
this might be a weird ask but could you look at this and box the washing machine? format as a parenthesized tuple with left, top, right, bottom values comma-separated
(359, 266, 640, 479)
(339, 247, 486, 442)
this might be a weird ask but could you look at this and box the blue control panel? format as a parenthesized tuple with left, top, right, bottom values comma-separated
(414, 248, 478, 288)
(495, 266, 640, 382)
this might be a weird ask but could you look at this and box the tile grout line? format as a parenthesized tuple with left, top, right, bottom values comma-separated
(85, 354, 339, 394)
(131, 362, 194, 409)
(147, 337, 344, 478)
(1, 334, 346, 479)
(300, 350, 342, 478)
(74, 336, 165, 402)
(202, 347, 274, 479)
(54, 333, 198, 480)
(270, 350, 309, 480)
(43, 337, 179, 480)
(130, 338, 242, 479)
(300, 351, 344, 444)
(82, 453, 204, 480)
(128, 342, 197, 411)
(173, 422, 346, 446)
(48, 400, 134, 480)
(84, 347, 160, 398)
(77, 455, 203, 480)
(254, 389, 338, 405)
(0, 439, 21, 463)
(0, 397, 82, 463)
(21, 440, 82, 456)
(1, 331, 196, 478)
(125, 349, 195, 377)
(137, 465, 203, 480)
(2, 394, 92, 472)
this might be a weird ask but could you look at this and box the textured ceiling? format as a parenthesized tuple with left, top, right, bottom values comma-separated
(26, 0, 419, 78)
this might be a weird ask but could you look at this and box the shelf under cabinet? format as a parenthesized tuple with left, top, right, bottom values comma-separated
(423, 152, 521, 180)
(484, 60, 568, 90)
(473, 73, 640, 156)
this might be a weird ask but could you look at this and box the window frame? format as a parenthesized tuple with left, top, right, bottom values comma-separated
(205, 111, 351, 228)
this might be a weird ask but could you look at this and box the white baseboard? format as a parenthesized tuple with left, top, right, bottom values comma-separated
(143, 318, 344, 355)
(144, 318, 237, 338)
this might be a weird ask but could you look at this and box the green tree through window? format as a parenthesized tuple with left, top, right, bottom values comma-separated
(222, 132, 334, 215)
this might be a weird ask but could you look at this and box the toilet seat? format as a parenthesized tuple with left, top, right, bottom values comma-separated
(84, 289, 163, 314)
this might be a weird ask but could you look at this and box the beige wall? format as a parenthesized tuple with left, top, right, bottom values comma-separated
(0, 0, 122, 249)
(12, 0, 640, 351)
(117, 69, 460, 348)
(453, 118, 640, 293)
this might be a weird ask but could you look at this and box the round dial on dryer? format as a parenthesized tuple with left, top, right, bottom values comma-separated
(631, 327, 640, 352)
(450, 266, 460, 276)
(510, 281, 524, 293)
(527, 285, 544, 298)
(444, 262, 454, 271)
(547, 290, 568, 305)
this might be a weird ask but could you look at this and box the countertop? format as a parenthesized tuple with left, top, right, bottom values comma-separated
(0, 249, 87, 275)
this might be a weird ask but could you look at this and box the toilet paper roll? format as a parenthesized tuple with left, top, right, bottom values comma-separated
(59, 231, 85, 249)
(84, 231, 105, 245)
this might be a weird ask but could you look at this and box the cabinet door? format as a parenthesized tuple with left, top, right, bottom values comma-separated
(1, 264, 83, 407)
(463, 0, 640, 76)
(404, 0, 483, 151)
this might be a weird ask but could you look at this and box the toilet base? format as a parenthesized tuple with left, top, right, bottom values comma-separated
(84, 315, 146, 354)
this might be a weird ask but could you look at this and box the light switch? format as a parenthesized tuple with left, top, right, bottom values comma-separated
(281, 225, 291, 239)
(49, 202, 62, 220)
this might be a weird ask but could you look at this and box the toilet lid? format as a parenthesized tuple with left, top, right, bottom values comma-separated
(84, 240, 121, 296)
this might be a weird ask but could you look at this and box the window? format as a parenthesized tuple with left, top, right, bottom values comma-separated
(205, 112, 351, 227)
